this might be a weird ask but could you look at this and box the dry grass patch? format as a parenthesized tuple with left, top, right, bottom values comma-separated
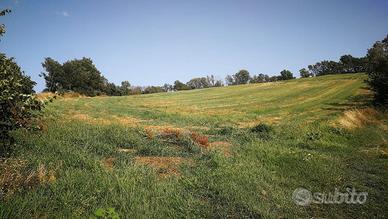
(135, 156, 191, 178)
(35, 92, 57, 100)
(61, 92, 85, 98)
(111, 115, 147, 126)
(69, 112, 145, 127)
(102, 157, 116, 170)
(0, 159, 55, 199)
(117, 148, 137, 153)
(337, 108, 387, 129)
(238, 116, 282, 128)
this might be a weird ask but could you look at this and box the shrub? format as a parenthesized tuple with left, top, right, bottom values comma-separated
(217, 127, 234, 135)
(366, 35, 388, 105)
(250, 123, 272, 133)
(250, 123, 273, 140)
(0, 53, 43, 156)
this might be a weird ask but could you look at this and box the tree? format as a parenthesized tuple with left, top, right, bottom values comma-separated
(130, 86, 142, 95)
(214, 80, 224, 87)
(186, 77, 210, 89)
(234, 69, 250, 84)
(163, 83, 173, 92)
(366, 35, 388, 105)
(119, 81, 131, 96)
(41, 58, 65, 92)
(299, 68, 311, 78)
(268, 76, 278, 82)
(103, 82, 120, 96)
(207, 75, 215, 86)
(226, 69, 250, 85)
(279, 69, 294, 80)
(41, 57, 108, 96)
(143, 86, 164, 94)
(339, 55, 368, 73)
(173, 80, 190, 91)
(251, 73, 269, 83)
(225, 75, 234, 85)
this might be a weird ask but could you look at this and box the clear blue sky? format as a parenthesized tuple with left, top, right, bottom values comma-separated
(1, 0, 387, 91)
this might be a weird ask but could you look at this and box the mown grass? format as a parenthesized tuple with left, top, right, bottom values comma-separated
(1, 73, 387, 218)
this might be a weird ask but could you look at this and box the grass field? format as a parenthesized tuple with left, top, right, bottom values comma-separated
(1, 73, 387, 218)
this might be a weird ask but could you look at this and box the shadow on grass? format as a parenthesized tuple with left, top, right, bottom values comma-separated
(322, 92, 373, 112)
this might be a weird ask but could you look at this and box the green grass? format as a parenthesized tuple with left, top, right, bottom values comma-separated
(1, 73, 387, 218)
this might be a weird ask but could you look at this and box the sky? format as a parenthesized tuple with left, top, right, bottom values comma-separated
(1, 0, 387, 92)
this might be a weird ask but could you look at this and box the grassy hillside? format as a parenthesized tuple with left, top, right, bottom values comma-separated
(1, 73, 387, 218)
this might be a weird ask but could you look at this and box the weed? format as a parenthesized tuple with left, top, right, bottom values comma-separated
(94, 207, 119, 219)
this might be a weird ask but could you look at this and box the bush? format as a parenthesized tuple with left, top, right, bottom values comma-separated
(0, 53, 43, 156)
(250, 123, 272, 133)
(366, 35, 388, 105)
(250, 123, 273, 140)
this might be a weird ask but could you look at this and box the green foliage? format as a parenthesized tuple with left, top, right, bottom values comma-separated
(186, 75, 223, 89)
(250, 123, 273, 139)
(340, 54, 368, 73)
(0, 9, 11, 37)
(186, 77, 211, 89)
(299, 68, 311, 78)
(143, 86, 164, 94)
(41, 57, 109, 96)
(250, 73, 269, 83)
(306, 55, 367, 77)
(279, 69, 294, 80)
(250, 123, 272, 133)
(173, 80, 190, 91)
(163, 83, 173, 92)
(366, 35, 388, 105)
(226, 69, 250, 85)
(0, 53, 43, 155)
(94, 207, 119, 219)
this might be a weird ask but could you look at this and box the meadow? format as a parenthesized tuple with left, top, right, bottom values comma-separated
(1, 73, 387, 218)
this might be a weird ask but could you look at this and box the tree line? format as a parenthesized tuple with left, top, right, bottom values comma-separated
(41, 51, 371, 95)
(41, 57, 300, 95)
(40, 42, 384, 99)
(299, 54, 368, 78)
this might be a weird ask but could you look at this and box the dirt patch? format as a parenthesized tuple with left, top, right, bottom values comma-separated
(0, 159, 55, 199)
(135, 156, 191, 178)
(337, 108, 386, 129)
(102, 157, 116, 170)
(190, 132, 209, 147)
(208, 141, 233, 156)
